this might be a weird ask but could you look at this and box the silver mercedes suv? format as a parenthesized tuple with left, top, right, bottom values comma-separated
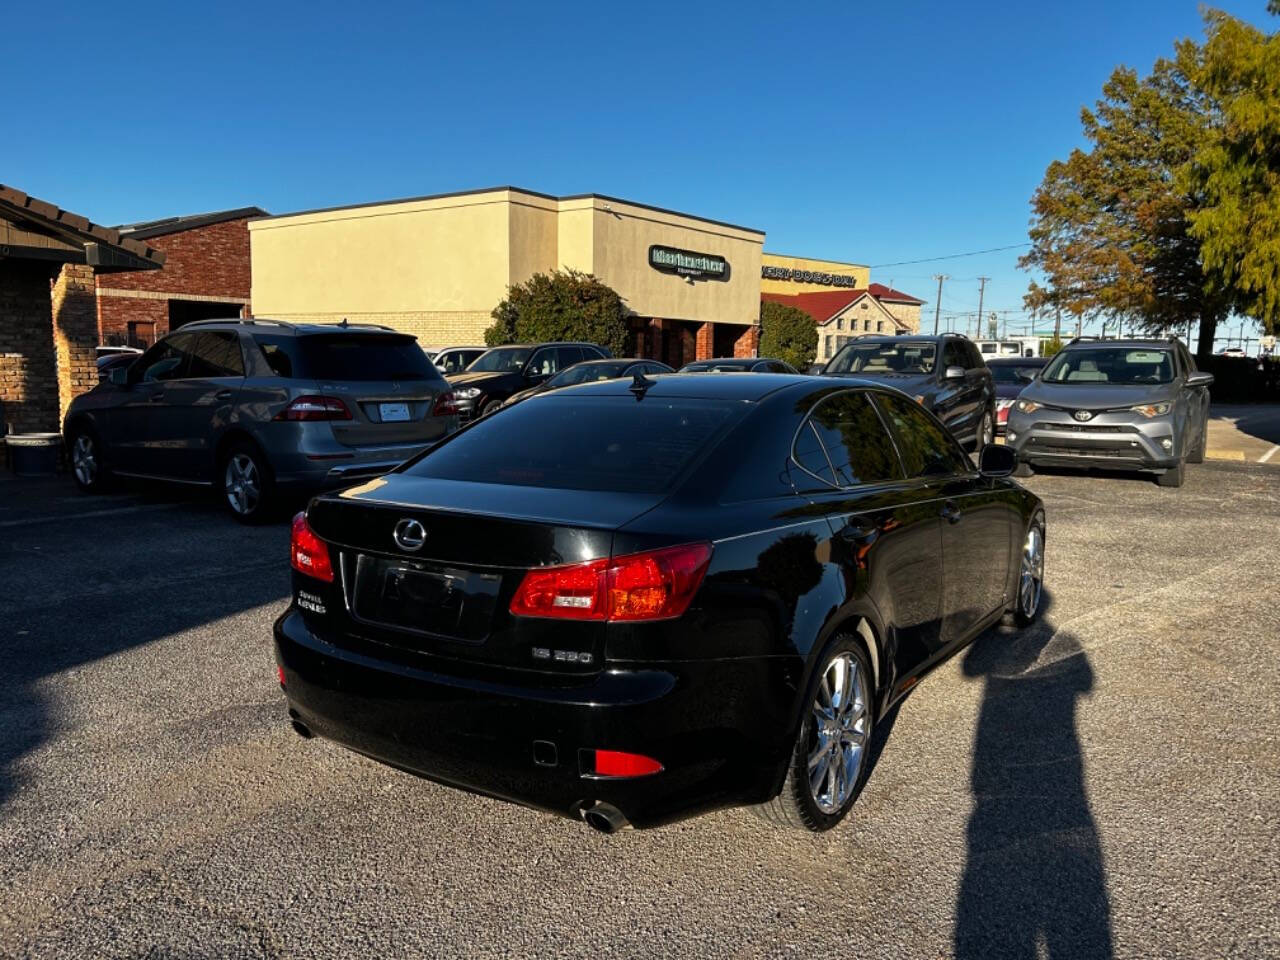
(63, 319, 458, 521)
(1004, 337, 1213, 487)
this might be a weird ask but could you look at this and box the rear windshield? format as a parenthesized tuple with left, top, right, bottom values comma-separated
(827, 341, 936, 375)
(1041, 348, 1174, 385)
(297, 334, 436, 382)
(403, 396, 743, 493)
(547, 362, 628, 387)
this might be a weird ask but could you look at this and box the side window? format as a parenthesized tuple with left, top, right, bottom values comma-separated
(254, 335, 296, 378)
(136, 334, 195, 383)
(874, 393, 970, 478)
(188, 332, 245, 378)
(527, 348, 559, 376)
(808, 392, 903, 486)
(943, 341, 968, 371)
(966, 342, 985, 368)
(557, 345, 585, 370)
(792, 421, 837, 486)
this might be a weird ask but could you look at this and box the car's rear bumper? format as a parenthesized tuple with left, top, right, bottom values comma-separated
(270, 440, 444, 490)
(273, 608, 792, 828)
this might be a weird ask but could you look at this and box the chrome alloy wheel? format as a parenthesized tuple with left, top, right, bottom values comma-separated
(224, 453, 261, 516)
(1019, 524, 1045, 618)
(807, 653, 871, 815)
(72, 434, 97, 486)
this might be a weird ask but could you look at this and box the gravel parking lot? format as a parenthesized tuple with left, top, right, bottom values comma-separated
(1, 460, 1277, 959)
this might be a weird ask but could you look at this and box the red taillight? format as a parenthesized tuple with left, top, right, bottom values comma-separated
(508, 542, 712, 623)
(587, 749, 664, 778)
(275, 395, 352, 421)
(290, 511, 334, 583)
(277, 665, 286, 689)
(432, 391, 458, 416)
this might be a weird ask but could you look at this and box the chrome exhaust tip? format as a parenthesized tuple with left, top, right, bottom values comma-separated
(581, 801, 629, 834)
(290, 719, 314, 739)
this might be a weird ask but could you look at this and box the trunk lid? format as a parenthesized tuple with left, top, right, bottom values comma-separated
(305, 474, 666, 672)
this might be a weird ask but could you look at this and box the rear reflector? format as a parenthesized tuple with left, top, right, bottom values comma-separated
(432, 391, 459, 416)
(585, 749, 663, 778)
(509, 542, 712, 622)
(277, 665, 286, 688)
(275, 395, 352, 421)
(290, 512, 334, 583)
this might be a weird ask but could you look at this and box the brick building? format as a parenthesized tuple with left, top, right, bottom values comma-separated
(0, 185, 163, 433)
(98, 207, 264, 348)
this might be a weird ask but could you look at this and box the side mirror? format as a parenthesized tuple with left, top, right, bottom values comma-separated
(944, 365, 966, 380)
(1186, 371, 1214, 388)
(978, 443, 1017, 478)
(109, 367, 130, 387)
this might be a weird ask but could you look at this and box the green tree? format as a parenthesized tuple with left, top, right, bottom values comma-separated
(759, 301, 817, 370)
(1184, 9, 1280, 337)
(486, 269, 630, 356)
(1020, 53, 1230, 357)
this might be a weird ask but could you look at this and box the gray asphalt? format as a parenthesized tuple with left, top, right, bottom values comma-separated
(1, 461, 1277, 959)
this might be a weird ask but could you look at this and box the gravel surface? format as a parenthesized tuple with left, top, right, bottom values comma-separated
(1, 462, 1277, 959)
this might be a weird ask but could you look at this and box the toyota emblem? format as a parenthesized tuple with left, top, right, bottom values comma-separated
(393, 518, 427, 552)
(1073, 409, 1094, 422)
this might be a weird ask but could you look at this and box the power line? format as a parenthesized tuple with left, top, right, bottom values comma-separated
(870, 242, 1030, 269)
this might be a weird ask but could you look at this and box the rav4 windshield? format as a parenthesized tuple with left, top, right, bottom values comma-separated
(827, 342, 936, 375)
(1041, 348, 1174, 385)
(403, 396, 743, 493)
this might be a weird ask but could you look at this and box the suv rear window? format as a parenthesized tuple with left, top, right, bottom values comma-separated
(403, 396, 743, 493)
(296, 334, 436, 381)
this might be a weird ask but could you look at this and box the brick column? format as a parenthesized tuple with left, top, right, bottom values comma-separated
(0, 261, 60, 433)
(52, 263, 98, 428)
(695, 322, 714, 360)
(733, 325, 761, 358)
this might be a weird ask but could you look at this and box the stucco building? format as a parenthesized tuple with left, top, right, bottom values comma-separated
(250, 187, 767, 368)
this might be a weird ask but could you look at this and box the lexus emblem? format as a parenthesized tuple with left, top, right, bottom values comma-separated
(393, 518, 426, 552)
(1073, 409, 1094, 422)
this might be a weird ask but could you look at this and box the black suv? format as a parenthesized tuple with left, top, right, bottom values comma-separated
(822, 333, 996, 450)
(447, 342, 612, 419)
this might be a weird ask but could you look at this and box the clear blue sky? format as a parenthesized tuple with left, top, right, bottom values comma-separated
(8, 0, 1269, 338)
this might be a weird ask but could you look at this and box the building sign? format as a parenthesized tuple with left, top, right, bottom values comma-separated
(649, 245, 730, 281)
(762, 265, 857, 287)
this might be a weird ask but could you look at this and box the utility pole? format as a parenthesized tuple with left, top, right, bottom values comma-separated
(975, 277, 989, 341)
(932, 275, 948, 335)
(1054, 306, 1062, 344)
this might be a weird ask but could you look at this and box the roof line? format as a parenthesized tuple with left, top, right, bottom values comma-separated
(118, 206, 268, 239)
(254, 186, 764, 235)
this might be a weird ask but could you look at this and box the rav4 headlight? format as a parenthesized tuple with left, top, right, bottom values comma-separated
(1015, 399, 1041, 413)
(1130, 402, 1171, 418)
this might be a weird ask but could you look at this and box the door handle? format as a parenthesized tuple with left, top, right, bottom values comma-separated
(215, 390, 233, 401)
(146, 390, 164, 403)
(941, 502, 962, 524)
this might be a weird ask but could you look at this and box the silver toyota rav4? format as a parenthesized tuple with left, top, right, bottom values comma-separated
(1005, 337, 1213, 487)
(63, 318, 458, 521)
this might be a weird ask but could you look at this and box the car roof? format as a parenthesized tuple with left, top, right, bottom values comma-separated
(548, 371, 890, 402)
(1063, 339, 1176, 350)
(171, 318, 415, 337)
(985, 356, 1047, 364)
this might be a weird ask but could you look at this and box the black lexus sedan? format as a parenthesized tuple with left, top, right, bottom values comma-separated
(275, 374, 1045, 832)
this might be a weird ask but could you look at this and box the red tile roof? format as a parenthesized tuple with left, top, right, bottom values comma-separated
(762, 284, 924, 324)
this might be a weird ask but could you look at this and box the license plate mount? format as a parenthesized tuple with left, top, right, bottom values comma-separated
(379, 402, 411, 423)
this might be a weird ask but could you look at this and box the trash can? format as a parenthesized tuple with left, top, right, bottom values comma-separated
(7, 433, 62, 477)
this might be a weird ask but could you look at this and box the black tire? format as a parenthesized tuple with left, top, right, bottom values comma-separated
(477, 397, 501, 418)
(1013, 461, 1034, 478)
(1004, 511, 1046, 628)
(1156, 459, 1185, 488)
(67, 426, 111, 493)
(219, 440, 275, 524)
(1186, 416, 1206, 464)
(973, 409, 995, 454)
(754, 635, 876, 832)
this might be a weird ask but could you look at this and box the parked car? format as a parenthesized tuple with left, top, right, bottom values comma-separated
(987, 356, 1049, 435)
(502, 358, 673, 408)
(1218, 347, 1246, 358)
(447, 342, 611, 419)
(679, 357, 798, 373)
(821, 334, 996, 451)
(95, 352, 140, 383)
(276, 373, 1045, 832)
(429, 346, 487, 375)
(63, 319, 458, 521)
(1005, 338, 1212, 487)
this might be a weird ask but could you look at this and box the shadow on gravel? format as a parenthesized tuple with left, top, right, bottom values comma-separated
(954, 592, 1113, 959)
(0, 475, 291, 810)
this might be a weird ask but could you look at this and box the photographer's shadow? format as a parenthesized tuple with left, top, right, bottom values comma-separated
(954, 594, 1114, 959)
